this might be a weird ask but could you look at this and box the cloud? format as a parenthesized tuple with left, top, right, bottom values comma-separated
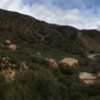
(96, 21, 100, 29)
(0, 0, 100, 30)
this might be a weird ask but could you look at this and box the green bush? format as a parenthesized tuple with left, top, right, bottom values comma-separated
(60, 66, 77, 75)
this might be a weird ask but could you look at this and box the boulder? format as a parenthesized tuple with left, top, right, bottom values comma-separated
(9, 44, 17, 50)
(59, 58, 79, 68)
(5, 39, 11, 44)
(79, 72, 96, 84)
(46, 58, 58, 68)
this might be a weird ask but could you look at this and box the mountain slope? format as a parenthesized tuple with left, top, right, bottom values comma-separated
(0, 9, 100, 59)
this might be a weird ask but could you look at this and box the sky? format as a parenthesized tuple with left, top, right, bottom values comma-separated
(0, 0, 100, 29)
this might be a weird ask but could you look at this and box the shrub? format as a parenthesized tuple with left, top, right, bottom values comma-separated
(60, 66, 77, 75)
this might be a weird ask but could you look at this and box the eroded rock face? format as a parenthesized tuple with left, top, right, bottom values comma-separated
(59, 58, 79, 68)
(46, 58, 58, 68)
(8, 44, 17, 50)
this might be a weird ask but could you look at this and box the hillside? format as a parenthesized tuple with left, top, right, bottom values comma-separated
(0, 9, 100, 100)
(0, 9, 100, 58)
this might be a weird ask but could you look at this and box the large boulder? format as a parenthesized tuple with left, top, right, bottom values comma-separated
(79, 72, 96, 84)
(59, 58, 79, 68)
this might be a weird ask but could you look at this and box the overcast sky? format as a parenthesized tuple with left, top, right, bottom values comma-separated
(0, 0, 100, 29)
